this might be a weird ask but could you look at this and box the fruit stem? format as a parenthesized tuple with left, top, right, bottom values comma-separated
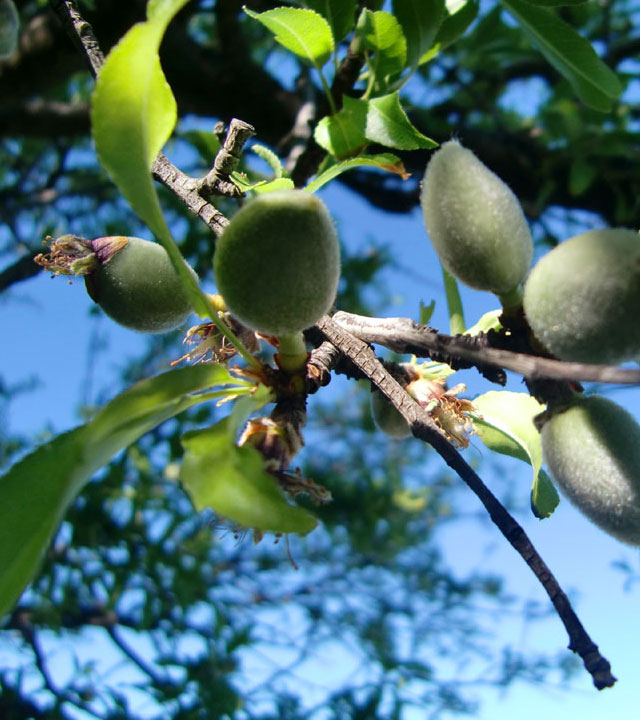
(206, 301, 263, 371)
(498, 284, 524, 315)
(276, 332, 309, 373)
(441, 264, 466, 335)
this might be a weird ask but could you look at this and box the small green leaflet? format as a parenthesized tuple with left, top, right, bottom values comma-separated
(303, 0, 357, 43)
(180, 417, 317, 535)
(251, 144, 285, 179)
(471, 391, 560, 519)
(304, 153, 410, 194)
(498, 0, 622, 111)
(465, 309, 503, 337)
(244, 7, 334, 68)
(314, 93, 436, 158)
(356, 9, 407, 92)
(419, 299, 436, 325)
(0, 364, 251, 618)
(0, 0, 19, 59)
(392, 0, 444, 67)
(91, 0, 210, 319)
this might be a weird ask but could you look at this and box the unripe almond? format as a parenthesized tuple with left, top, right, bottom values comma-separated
(213, 190, 340, 337)
(370, 391, 411, 439)
(541, 395, 640, 545)
(523, 228, 640, 364)
(421, 141, 533, 300)
(85, 237, 197, 333)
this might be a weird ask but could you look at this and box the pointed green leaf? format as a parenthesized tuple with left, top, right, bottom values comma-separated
(392, 0, 444, 67)
(420, 0, 479, 63)
(472, 391, 560, 519)
(419, 299, 436, 325)
(180, 419, 317, 534)
(356, 9, 407, 90)
(244, 7, 334, 68)
(304, 153, 410, 194)
(0, 0, 19, 59)
(91, 0, 210, 319)
(366, 92, 437, 150)
(0, 364, 246, 618)
(530, 469, 560, 520)
(303, 0, 357, 42)
(498, 0, 622, 111)
(314, 97, 368, 158)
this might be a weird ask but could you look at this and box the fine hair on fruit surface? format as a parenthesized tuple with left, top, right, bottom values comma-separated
(213, 190, 340, 337)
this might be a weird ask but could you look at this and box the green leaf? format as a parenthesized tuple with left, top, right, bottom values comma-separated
(569, 157, 597, 196)
(180, 418, 317, 535)
(314, 97, 368, 158)
(356, 9, 407, 91)
(530, 469, 560, 520)
(243, 7, 334, 68)
(180, 129, 222, 164)
(251, 144, 285, 179)
(420, 0, 479, 62)
(498, 0, 622, 111)
(464, 309, 503, 336)
(0, 0, 19, 59)
(304, 153, 410, 194)
(366, 93, 437, 150)
(303, 0, 357, 42)
(392, 0, 444, 67)
(441, 264, 465, 335)
(419, 299, 436, 325)
(0, 364, 247, 618)
(231, 174, 295, 194)
(91, 0, 210, 319)
(472, 391, 559, 519)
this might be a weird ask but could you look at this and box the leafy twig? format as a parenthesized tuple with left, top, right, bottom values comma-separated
(315, 314, 616, 690)
(199, 118, 256, 199)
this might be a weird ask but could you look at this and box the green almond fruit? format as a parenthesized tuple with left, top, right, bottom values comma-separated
(541, 395, 640, 545)
(85, 236, 197, 333)
(370, 391, 411, 439)
(214, 190, 340, 337)
(421, 141, 533, 302)
(523, 228, 640, 364)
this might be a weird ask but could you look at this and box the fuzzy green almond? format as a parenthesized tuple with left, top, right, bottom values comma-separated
(85, 236, 198, 333)
(541, 395, 640, 545)
(421, 141, 533, 299)
(214, 190, 340, 337)
(370, 390, 411, 439)
(523, 228, 640, 364)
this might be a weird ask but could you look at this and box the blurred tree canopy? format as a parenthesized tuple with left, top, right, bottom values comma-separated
(0, 0, 638, 717)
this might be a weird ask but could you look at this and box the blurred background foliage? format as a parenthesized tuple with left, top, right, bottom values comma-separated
(1, 0, 639, 717)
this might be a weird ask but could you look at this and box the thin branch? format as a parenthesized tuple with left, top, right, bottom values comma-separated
(106, 624, 171, 688)
(315, 314, 616, 690)
(50, 0, 231, 238)
(199, 118, 256, 198)
(331, 311, 640, 386)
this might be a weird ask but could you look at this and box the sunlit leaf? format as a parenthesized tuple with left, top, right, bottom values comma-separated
(91, 0, 210, 318)
(244, 7, 334, 68)
(180, 418, 317, 534)
(304, 153, 410, 194)
(303, 0, 357, 42)
(392, 0, 444, 67)
(366, 93, 437, 150)
(498, 0, 622, 111)
(472, 391, 560, 519)
(0, 0, 19, 59)
(465, 309, 503, 336)
(356, 9, 407, 91)
(0, 364, 248, 618)
(314, 98, 368, 158)
(315, 93, 435, 157)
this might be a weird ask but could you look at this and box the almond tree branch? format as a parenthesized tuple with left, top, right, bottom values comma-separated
(315, 314, 616, 690)
(331, 311, 640, 386)
(50, 0, 231, 238)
